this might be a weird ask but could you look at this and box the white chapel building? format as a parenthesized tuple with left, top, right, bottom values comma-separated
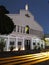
(0, 5, 45, 51)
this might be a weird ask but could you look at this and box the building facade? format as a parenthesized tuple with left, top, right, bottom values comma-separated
(0, 5, 45, 51)
(45, 34, 49, 48)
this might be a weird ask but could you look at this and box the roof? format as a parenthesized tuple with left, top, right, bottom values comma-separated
(7, 9, 43, 32)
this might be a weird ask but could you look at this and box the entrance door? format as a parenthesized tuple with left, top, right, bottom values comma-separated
(25, 40, 31, 50)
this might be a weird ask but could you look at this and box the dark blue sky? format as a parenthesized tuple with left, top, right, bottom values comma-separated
(0, 0, 49, 34)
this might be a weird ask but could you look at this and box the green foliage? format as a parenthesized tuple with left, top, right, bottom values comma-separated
(34, 45, 37, 50)
(10, 46, 15, 51)
(0, 38, 5, 52)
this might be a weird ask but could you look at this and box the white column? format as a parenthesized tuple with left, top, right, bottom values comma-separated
(21, 38, 25, 50)
(15, 37, 18, 51)
(31, 38, 34, 50)
(43, 40, 45, 49)
(6, 35, 10, 51)
(23, 38, 25, 50)
(40, 40, 42, 48)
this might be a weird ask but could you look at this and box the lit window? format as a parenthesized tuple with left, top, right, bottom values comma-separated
(25, 25, 29, 34)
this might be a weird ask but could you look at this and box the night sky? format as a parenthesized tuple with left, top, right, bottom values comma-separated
(0, 0, 49, 34)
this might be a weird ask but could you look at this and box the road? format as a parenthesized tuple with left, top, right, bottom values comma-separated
(0, 52, 49, 65)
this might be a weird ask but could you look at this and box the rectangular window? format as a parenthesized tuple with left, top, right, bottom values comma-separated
(17, 25, 19, 32)
(13, 25, 16, 32)
(21, 26, 22, 33)
(10, 41, 14, 45)
(23, 27, 25, 33)
(20, 26, 25, 33)
(18, 42, 21, 45)
(16, 25, 25, 33)
(33, 42, 36, 45)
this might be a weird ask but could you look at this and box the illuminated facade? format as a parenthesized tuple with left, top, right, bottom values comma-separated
(0, 5, 45, 51)
(45, 34, 49, 48)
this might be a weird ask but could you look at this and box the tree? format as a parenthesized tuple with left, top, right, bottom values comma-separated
(0, 5, 9, 14)
(0, 14, 14, 35)
(0, 5, 14, 35)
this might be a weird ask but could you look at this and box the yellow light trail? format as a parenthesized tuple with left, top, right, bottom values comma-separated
(0, 52, 49, 65)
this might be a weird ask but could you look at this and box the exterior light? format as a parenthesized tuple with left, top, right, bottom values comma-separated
(25, 4, 28, 11)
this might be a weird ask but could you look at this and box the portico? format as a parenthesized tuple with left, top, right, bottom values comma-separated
(0, 34, 45, 51)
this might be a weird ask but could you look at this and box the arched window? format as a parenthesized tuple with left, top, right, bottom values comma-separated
(25, 25, 29, 34)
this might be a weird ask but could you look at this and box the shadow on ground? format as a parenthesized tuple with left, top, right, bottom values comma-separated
(0, 49, 48, 58)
